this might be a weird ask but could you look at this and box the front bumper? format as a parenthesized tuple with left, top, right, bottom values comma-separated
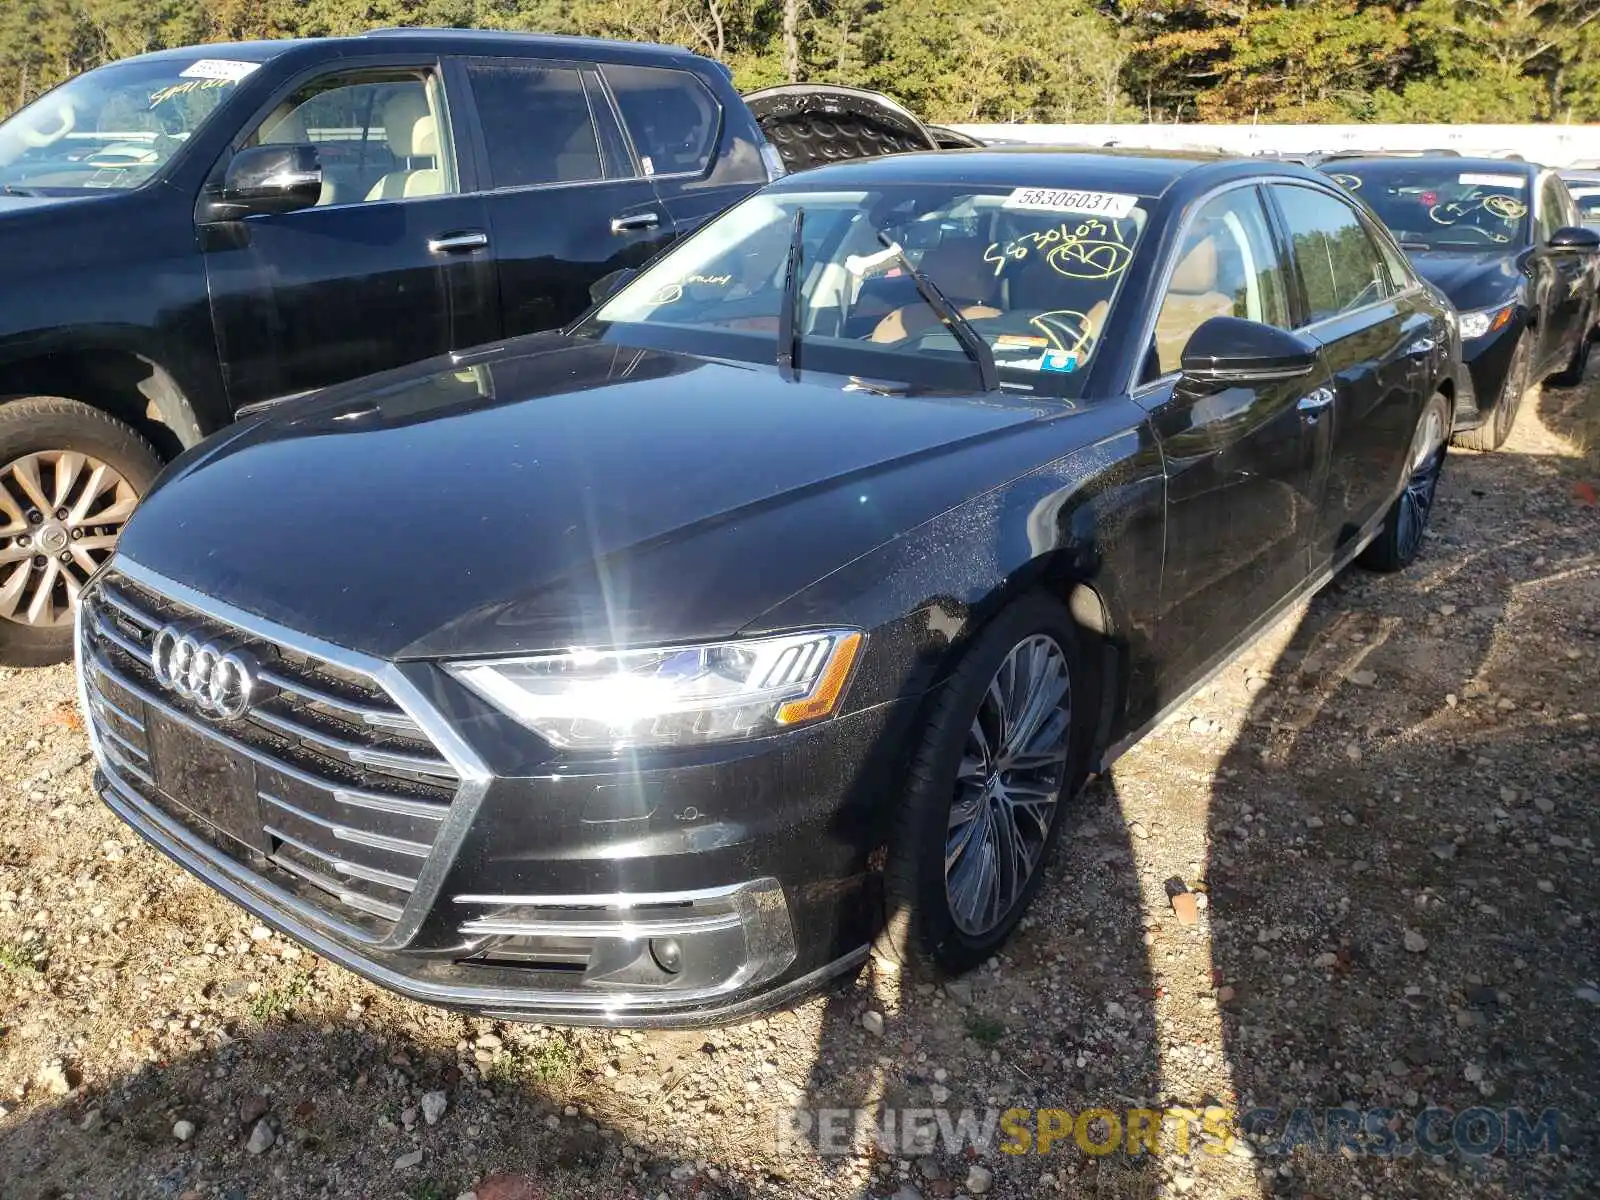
(1454, 322, 1523, 431)
(79, 560, 909, 1026)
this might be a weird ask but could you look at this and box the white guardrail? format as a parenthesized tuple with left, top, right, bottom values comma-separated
(947, 123, 1600, 169)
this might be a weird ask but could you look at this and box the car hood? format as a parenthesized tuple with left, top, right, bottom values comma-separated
(116, 335, 1057, 660)
(1409, 249, 1526, 312)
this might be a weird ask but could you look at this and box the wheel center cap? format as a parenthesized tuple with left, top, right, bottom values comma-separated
(37, 523, 68, 554)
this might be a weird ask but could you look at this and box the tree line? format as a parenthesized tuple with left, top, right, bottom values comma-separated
(4, 1, 1600, 126)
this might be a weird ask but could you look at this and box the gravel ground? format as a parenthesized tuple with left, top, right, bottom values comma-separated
(0, 380, 1596, 1200)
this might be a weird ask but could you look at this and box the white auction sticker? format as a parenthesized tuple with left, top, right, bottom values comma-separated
(1002, 187, 1139, 218)
(1459, 173, 1526, 189)
(179, 59, 260, 82)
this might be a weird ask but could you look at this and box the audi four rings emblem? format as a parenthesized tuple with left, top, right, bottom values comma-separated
(150, 626, 257, 720)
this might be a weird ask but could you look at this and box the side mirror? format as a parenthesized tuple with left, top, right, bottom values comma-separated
(1548, 225, 1600, 252)
(589, 267, 638, 306)
(221, 144, 322, 217)
(1179, 316, 1320, 387)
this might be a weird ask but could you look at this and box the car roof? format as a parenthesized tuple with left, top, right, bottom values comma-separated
(768, 147, 1326, 200)
(125, 29, 700, 68)
(1320, 154, 1541, 177)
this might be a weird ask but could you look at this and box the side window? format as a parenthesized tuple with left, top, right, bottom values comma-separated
(465, 62, 602, 188)
(1537, 177, 1568, 240)
(1272, 186, 1393, 325)
(603, 64, 720, 177)
(1152, 187, 1290, 376)
(1371, 224, 1413, 292)
(249, 71, 453, 205)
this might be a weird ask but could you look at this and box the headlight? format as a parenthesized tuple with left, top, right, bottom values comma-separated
(447, 629, 863, 750)
(1458, 304, 1515, 340)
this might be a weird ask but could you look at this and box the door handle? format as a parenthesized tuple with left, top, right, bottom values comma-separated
(1297, 386, 1336, 415)
(427, 231, 490, 254)
(610, 212, 661, 235)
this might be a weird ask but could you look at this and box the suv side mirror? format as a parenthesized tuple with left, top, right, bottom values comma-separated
(589, 267, 638, 306)
(221, 144, 322, 217)
(1179, 316, 1319, 387)
(1548, 225, 1600, 253)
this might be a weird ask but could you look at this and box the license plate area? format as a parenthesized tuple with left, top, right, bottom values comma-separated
(148, 712, 267, 854)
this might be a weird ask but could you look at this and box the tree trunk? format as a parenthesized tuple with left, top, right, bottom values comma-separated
(783, 0, 801, 83)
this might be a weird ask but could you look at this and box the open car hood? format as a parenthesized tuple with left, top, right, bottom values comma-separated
(743, 85, 944, 173)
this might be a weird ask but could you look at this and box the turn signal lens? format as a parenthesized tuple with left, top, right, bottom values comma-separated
(1458, 304, 1514, 340)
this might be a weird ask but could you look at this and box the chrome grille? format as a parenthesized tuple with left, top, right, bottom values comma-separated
(79, 570, 458, 938)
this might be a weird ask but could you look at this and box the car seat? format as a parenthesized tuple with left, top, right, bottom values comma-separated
(366, 90, 444, 201)
(869, 238, 1001, 342)
(1152, 234, 1234, 373)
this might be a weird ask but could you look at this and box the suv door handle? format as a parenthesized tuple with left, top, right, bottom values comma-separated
(427, 231, 490, 254)
(611, 212, 661, 234)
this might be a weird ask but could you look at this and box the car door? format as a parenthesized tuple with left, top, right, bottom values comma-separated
(1265, 182, 1430, 572)
(1534, 173, 1589, 372)
(1136, 183, 1329, 690)
(199, 62, 498, 411)
(602, 62, 768, 239)
(451, 57, 674, 339)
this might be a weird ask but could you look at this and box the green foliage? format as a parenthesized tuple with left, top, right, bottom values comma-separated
(247, 971, 311, 1022)
(3, 1, 1600, 124)
(963, 1012, 1006, 1045)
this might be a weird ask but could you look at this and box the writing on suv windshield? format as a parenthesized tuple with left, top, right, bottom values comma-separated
(1327, 168, 1530, 250)
(592, 185, 1150, 396)
(0, 56, 258, 193)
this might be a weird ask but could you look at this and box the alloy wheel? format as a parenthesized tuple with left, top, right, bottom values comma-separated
(945, 633, 1072, 936)
(1395, 402, 1448, 562)
(0, 450, 138, 627)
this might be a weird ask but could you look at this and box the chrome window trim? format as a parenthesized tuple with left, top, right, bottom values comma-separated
(82, 555, 492, 953)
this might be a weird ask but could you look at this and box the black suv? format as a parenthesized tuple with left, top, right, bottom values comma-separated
(0, 30, 796, 665)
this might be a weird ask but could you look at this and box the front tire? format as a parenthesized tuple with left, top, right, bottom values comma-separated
(0, 397, 160, 666)
(1358, 392, 1449, 573)
(878, 593, 1098, 974)
(1453, 331, 1529, 452)
(1547, 323, 1592, 387)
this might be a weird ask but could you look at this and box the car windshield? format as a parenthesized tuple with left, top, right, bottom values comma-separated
(0, 55, 262, 194)
(586, 182, 1151, 398)
(1568, 185, 1600, 225)
(1324, 164, 1531, 251)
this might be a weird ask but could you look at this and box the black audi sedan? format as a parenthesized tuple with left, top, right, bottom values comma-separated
(77, 150, 1460, 1025)
(1321, 155, 1600, 450)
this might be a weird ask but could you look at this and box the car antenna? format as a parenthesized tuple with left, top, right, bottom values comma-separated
(874, 230, 998, 392)
(777, 207, 804, 381)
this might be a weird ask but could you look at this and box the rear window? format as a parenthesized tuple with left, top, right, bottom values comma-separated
(603, 64, 720, 177)
(465, 62, 602, 188)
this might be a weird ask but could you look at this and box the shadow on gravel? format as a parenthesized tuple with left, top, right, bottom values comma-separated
(0, 1016, 685, 1200)
(1203, 441, 1599, 1197)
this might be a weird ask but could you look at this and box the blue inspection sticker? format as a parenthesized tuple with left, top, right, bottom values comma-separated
(1039, 349, 1080, 373)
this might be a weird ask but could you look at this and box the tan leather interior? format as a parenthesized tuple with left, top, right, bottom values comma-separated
(869, 240, 1002, 343)
(1153, 234, 1234, 373)
(366, 90, 445, 201)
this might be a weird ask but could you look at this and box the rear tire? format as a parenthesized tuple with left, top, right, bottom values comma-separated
(877, 593, 1099, 975)
(1359, 393, 1449, 574)
(0, 397, 161, 667)
(1453, 332, 1529, 452)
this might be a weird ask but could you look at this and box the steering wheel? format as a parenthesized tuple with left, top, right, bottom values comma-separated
(17, 101, 74, 148)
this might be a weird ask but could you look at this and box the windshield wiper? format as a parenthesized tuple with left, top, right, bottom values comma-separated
(875, 231, 998, 392)
(1398, 240, 1431, 251)
(2, 185, 41, 197)
(777, 207, 804, 380)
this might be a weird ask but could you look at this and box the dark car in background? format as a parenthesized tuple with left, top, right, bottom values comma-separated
(1322, 155, 1600, 450)
(1558, 169, 1600, 231)
(79, 149, 1460, 1025)
(0, 31, 924, 666)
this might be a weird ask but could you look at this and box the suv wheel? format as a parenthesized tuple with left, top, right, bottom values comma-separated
(878, 593, 1098, 974)
(0, 397, 160, 666)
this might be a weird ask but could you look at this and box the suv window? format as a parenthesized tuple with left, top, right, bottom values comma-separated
(603, 64, 719, 177)
(1272, 185, 1392, 325)
(249, 71, 453, 206)
(465, 62, 602, 188)
(1151, 187, 1290, 375)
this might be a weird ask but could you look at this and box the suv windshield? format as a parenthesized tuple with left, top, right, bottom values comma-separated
(0, 55, 261, 194)
(1325, 163, 1531, 251)
(587, 182, 1150, 397)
